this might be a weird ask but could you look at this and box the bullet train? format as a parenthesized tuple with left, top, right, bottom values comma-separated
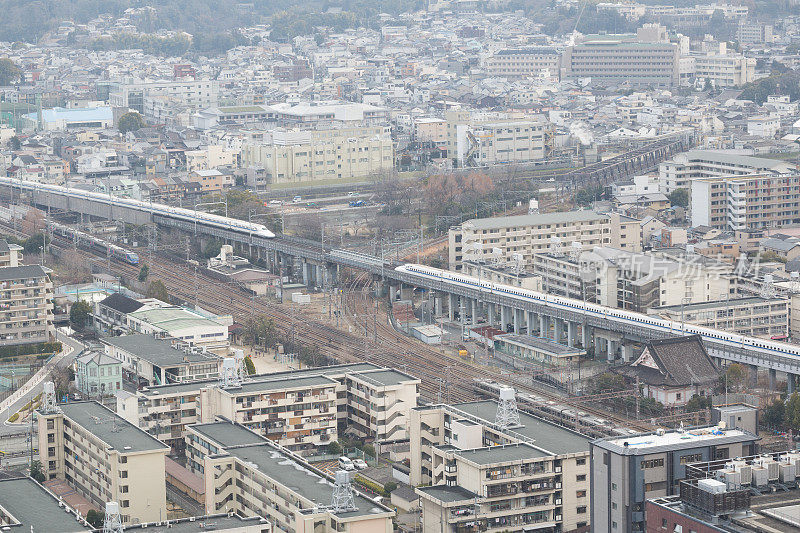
(0, 178, 275, 239)
(397, 263, 800, 363)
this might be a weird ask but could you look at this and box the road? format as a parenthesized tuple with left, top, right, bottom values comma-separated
(0, 332, 84, 437)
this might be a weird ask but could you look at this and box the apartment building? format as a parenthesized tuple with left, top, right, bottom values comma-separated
(109, 79, 219, 115)
(461, 261, 543, 290)
(269, 101, 390, 128)
(737, 21, 773, 45)
(691, 51, 756, 87)
(445, 110, 553, 167)
(240, 126, 394, 183)
(648, 296, 789, 339)
(532, 246, 730, 310)
(38, 401, 169, 525)
(0, 259, 54, 346)
(690, 174, 800, 231)
(448, 211, 636, 270)
(590, 424, 759, 532)
(116, 363, 419, 454)
(658, 149, 794, 194)
(187, 421, 394, 533)
(126, 306, 231, 349)
(486, 48, 561, 78)
(411, 399, 591, 533)
(561, 25, 679, 87)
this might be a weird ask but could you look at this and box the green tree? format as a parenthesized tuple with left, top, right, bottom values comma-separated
(327, 441, 342, 456)
(138, 264, 149, 282)
(118, 111, 145, 133)
(146, 280, 169, 302)
(786, 393, 800, 431)
(383, 481, 397, 495)
(721, 363, 748, 392)
(85, 509, 105, 529)
(362, 444, 376, 458)
(22, 233, 44, 255)
(29, 459, 45, 482)
(592, 372, 627, 393)
(685, 394, 710, 413)
(763, 398, 785, 429)
(669, 188, 689, 208)
(0, 58, 21, 85)
(8, 136, 20, 150)
(244, 355, 256, 375)
(202, 239, 222, 259)
(69, 300, 92, 330)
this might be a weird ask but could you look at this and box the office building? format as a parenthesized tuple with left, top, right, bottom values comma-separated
(448, 211, 638, 270)
(590, 424, 759, 532)
(126, 305, 231, 349)
(691, 50, 756, 87)
(486, 48, 561, 79)
(187, 420, 395, 532)
(38, 400, 169, 525)
(690, 174, 800, 231)
(658, 149, 794, 194)
(0, 241, 54, 346)
(648, 296, 789, 339)
(561, 25, 679, 87)
(241, 126, 394, 183)
(411, 399, 591, 533)
(109, 79, 219, 115)
(737, 21, 773, 45)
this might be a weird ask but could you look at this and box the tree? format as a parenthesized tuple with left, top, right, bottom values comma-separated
(763, 398, 785, 429)
(327, 441, 342, 456)
(592, 372, 627, 394)
(22, 233, 44, 255)
(85, 509, 105, 529)
(244, 355, 256, 375)
(685, 394, 711, 413)
(29, 460, 45, 482)
(138, 264, 149, 282)
(383, 481, 397, 495)
(8, 136, 20, 150)
(721, 363, 748, 392)
(669, 188, 689, 208)
(118, 112, 145, 134)
(146, 280, 169, 302)
(69, 300, 93, 330)
(786, 393, 800, 431)
(362, 444, 376, 458)
(202, 239, 222, 259)
(0, 58, 21, 85)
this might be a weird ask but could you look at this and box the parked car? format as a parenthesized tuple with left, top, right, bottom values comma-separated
(292, 195, 303, 203)
(353, 458, 368, 470)
(347, 191, 359, 197)
(338, 456, 355, 471)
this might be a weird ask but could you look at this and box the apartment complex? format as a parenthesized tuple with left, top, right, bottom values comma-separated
(187, 421, 394, 533)
(485, 48, 561, 78)
(658, 149, 794, 194)
(116, 363, 419, 454)
(38, 401, 169, 525)
(109, 79, 219, 115)
(241, 126, 394, 183)
(590, 424, 759, 532)
(0, 250, 53, 346)
(445, 109, 554, 167)
(691, 51, 756, 87)
(690, 174, 800, 231)
(532, 246, 730, 311)
(561, 25, 679, 87)
(648, 296, 789, 339)
(411, 399, 591, 533)
(448, 211, 638, 270)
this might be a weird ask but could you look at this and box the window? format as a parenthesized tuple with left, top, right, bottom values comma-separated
(577, 474, 587, 482)
(611, 483, 617, 491)
(576, 490, 586, 498)
(577, 505, 587, 514)
(576, 458, 586, 466)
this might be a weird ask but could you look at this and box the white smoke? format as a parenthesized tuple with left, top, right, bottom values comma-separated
(569, 121, 594, 146)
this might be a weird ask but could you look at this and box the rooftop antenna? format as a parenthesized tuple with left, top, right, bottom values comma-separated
(496, 386, 520, 429)
(219, 357, 241, 389)
(491, 246, 503, 267)
(42, 381, 58, 414)
(761, 273, 776, 300)
(330, 470, 357, 513)
(102, 502, 123, 533)
(791, 271, 800, 294)
(550, 237, 564, 258)
(233, 349, 247, 382)
(511, 253, 524, 275)
(569, 241, 582, 262)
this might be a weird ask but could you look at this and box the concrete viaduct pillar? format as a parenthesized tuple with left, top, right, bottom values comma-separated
(471, 299, 478, 326)
(554, 319, 564, 344)
(513, 309, 520, 334)
(539, 315, 548, 339)
(789, 374, 796, 395)
(527, 311, 535, 335)
(487, 303, 495, 326)
(582, 324, 591, 351)
(749, 365, 759, 388)
(434, 294, 442, 317)
(769, 368, 777, 391)
(390, 284, 398, 302)
(567, 321, 576, 347)
(448, 293, 456, 321)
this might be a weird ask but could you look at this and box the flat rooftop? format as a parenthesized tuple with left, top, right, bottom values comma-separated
(461, 210, 607, 231)
(125, 514, 269, 532)
(102, 334, 220, 367)
(495, 334, 586, 355)
(223, 443, 392, 519)
(416, 484, 478, 504)
(234, 374, 338, 394)
(651, 296, 785, 313)
(451, 443, 551, 465)
(594, 425, 756, 455)
(351, 369, 419, 387)
(451, 401, 590, 455)
(60, 401, 169, 453)
(190, 421, 266, 449)
(0, 477, 88, 532)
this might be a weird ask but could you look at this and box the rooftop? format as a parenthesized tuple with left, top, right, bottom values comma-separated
(416, 484, 479, 504)
(59, 401, 169, 454)
(593, 424, 757, 455)
(0, 264, 48, 282)
(451, 442, 551, 465)
(461, 210, 608, 231)
(651, 296, 785, 314)
(0, 477, 88, 532)
(127, 307, 226, 332)
(190, 420, 267, 448)
(101, 334, 220, 368)
(495, 333, 586, 356)
(233, 374, 339, 395)
(350, 369, 419, 387)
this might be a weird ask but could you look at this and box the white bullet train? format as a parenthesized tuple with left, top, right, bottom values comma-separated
(397, 263, 800, 363)
(0, 178, 275, 239)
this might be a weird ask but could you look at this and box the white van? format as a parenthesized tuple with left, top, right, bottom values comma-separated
(338, 456, 355, 471)
(292, 195, 303, 203)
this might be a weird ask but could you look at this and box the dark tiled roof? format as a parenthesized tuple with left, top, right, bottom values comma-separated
(99, 292, 144, 314)
(622, 335, 720, 386)
(0, 264, 47, 282)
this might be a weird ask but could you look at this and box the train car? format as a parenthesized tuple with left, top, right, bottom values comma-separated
(399, 263, 800, 364)
(47, 221, 140, 265)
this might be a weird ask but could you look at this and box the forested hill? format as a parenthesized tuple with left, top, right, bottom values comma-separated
(0, 0, 425, 45)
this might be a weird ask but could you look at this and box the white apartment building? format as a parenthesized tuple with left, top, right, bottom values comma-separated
(241, 126, 394, 183)
(109, 79, 219, 115)
(411, 400, 591, 533)
(690, 49, 756, 87)
(448, 211, 639, 270)
(187, 421, 394, 533)
(658, 149, 794, 193)
(0, 254, 54, 346)
(485, 48, 561, 79)
(38, 401, 169, 525)
(747, 115, 781, 138)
